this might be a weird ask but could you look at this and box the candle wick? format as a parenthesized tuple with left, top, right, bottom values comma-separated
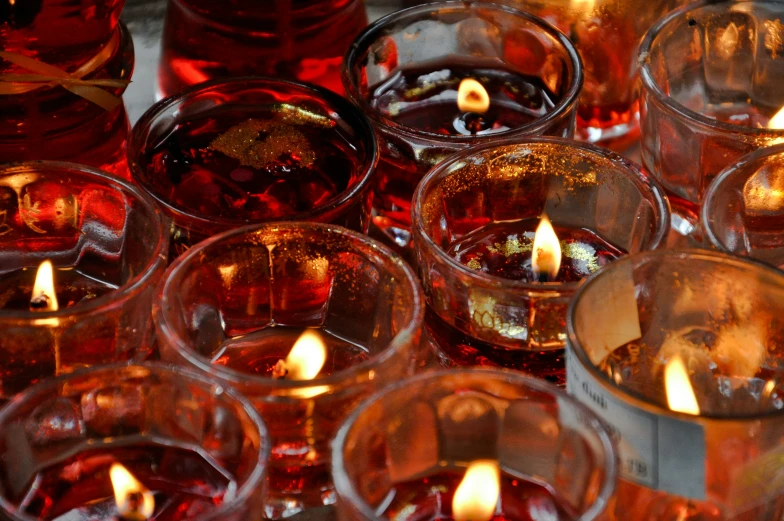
(536, 272, 551, 283)
(30, 292, 52, 311)
(272, 359, 289, 380)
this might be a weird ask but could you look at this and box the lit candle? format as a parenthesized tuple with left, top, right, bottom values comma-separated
(531, 214, 562, 283)
(110, 463, 155, 521)
(272, 329, 327, 382)
(452, 460, 500, 521)
(664, 356, 700, 416)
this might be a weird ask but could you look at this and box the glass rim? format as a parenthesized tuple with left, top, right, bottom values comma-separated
(341, 0, 584, 143)
(0, 161, 169, 322)
(411, 136, 671, 294)
(0, 361, 271, 521)
(155, 221, 425, 390)
(701, 141, 784, 252)
(566, 248, 784, 422)
(331, 367, 619, 521)
(639, 0, 784, 138)
(129, 75, 380, 229)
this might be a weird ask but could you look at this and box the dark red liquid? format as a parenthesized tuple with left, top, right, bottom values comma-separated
(428, 219, 624, 386)
(137, 106, 366, 259)
(0, 266, 117, 310)
(157, 0, 366, 97)
(6, 445, 234, 521)
(381, 470, 575, 521)
(371, 62, 559, 136)
(367, 61, 562, 234)
(211, 325, 369, 378)
(448, 220, 624, 282)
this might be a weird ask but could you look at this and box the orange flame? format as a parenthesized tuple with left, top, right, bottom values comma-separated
(31, 260, 58, 312)
(452, 460, 500, 521)
(532, 214, 562, 281)
(284, 330, 327, 381)
(457, 79, 490, 114)
(665, 356, 700, 415)
(110, 463, 155, 520)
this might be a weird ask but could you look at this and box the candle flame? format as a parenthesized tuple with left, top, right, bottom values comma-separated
(110, 463, 155, 520)
(571, 0, 595, 10)
(284, 330, 327, 381)
(31, 260, 58, 312)
(457, 79, 490, 114)
(452, 460, 500, 521)
(531, 214, 561, 281)
(768, 106, 784, 129)
(665, 356, 700, 415)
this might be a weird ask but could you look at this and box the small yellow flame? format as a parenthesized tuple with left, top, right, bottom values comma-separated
(531, 214, 562, 281)
(457, 79, 490, 114)
(285, 330, 327, 381)
(768, 106, 784, 129)
(32, 260, 58, 312)
(572, 0, 595, 8)
(452, 460, 500, 521)
(665, 356, 700, 415)
(110, 463, 155, 520)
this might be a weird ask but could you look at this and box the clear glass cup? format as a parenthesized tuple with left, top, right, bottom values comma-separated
(500, 0, 686, 149)
(157, 0, 366, 97)
(639, 0, 784, 246)
(702, 142, 784, 269)
(154, 222, 425, 518)
(343, 1, 583, 250)
(0, 162, 169, 403)
(412, 137, 670, 386)
(567, 249, 784, 521)
(129, 77, 379, 262)
(0, 363, 270, 521)
(332, 368, 618, 521)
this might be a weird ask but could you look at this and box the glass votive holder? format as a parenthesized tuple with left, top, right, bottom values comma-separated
(0, 162, 169, 402)
(640, 0, 784, 245)
(412, 137, 670, 386)
(566, 249, 784, 521)
(702, 142, 784, 269)
(0, 363, 270, 521)
(500, 0, 685, 149)
(342, 1, 583, 249)
(154, 222, 425, 518)
(157, 0, 366, 98)
(332, 368, 618, 521)
(130, 77, 378, 261)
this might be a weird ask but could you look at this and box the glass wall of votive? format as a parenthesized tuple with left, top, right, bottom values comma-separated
(129, 77, 378, 261)
(156, 0, 366, 97)
(640, 0, 784, 246)
(566, 250, 784, 521)
(0, 23, 134, 178)
(332, 369, 618, 521)
(412, 137, 670, 386)
(342, 2, 583, 250)
(0, 162, 169, 402)
(703, 142, 784, 269)
(0, 363, 270, 521)
(154, 222, 425, 518)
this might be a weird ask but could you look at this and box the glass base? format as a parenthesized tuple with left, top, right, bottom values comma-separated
(665, 194, 708, 249)
(264, 488, 336, 519)
(577, 117, 641, 152)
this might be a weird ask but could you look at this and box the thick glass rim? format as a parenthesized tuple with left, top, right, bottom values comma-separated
(0, 362, 270, 521)
(342, 1, 584, 143)
(567, 248, 784, 421)
(0, 161, 169, 322)
(639, 0, 784, 138)
(411, 136, 671, 294)
(332, 368, 618, 521)
(129, 76, 379, 230)
(701, 141, 784, 253)
(155, 221, 425, 391)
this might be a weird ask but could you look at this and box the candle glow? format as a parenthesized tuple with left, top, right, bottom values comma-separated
(457, 79, 490, 114)
(278, 329, 327, 381)
(31, 260, 58, 312)
(768, 106, 784, 130)
(531, 214, 562, 281)
(110, 463, 155, 521)
(452, 460, 500, 521)
(665, 356, 700, 416)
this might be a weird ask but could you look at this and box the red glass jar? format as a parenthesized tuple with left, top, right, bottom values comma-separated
(130, 77, 378, 261)
(157, 0, 367, 97)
